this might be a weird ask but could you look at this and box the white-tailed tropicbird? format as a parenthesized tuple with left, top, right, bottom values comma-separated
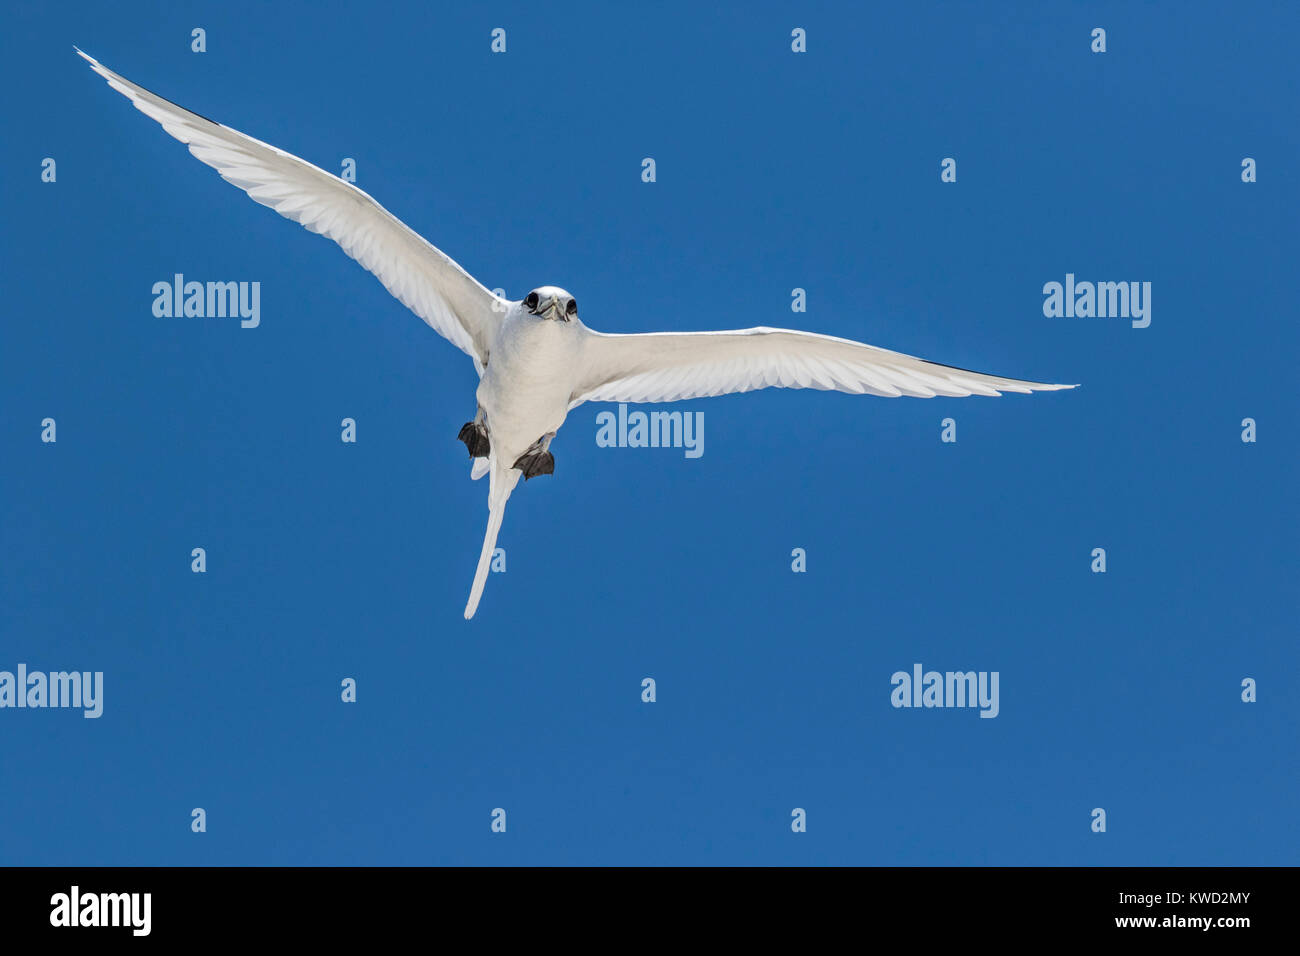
(77, 50, 1077, 619)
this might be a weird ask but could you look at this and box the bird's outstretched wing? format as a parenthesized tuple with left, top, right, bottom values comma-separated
(77, 49, 504, 372)
(571, 326, 1075, 406)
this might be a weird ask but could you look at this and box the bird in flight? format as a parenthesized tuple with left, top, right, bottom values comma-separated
(77, 49, 1076, 619)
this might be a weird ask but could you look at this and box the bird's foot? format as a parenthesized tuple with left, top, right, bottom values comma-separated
(513, 449, 555, 480)
(458, 421, 490, 458)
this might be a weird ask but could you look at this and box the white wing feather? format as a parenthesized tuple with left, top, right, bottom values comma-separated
(572, 326, 1075, 406)
(77, 49, 504, 372)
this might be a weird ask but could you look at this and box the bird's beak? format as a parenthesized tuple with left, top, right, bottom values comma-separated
(526, 294, 569, 321)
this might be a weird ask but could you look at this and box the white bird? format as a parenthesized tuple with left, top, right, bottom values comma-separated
(78, 50, 1076, 619)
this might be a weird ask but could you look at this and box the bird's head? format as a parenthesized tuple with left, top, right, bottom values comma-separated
(522, 286, 577, 322)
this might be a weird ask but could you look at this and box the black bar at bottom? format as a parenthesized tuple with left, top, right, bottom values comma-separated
(0, 866, 1284, 941)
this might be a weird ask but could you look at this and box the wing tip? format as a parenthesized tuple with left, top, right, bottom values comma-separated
(75, 46, 114, 82)
(1000, 380, 1078, 394)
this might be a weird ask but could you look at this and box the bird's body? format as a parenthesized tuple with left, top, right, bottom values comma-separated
(466, 301, 582, 617)
(77, 49, 1077, 619)
(478, 305, 579, 462)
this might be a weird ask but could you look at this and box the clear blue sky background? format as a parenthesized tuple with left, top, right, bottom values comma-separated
(2, 1, 1296, 865)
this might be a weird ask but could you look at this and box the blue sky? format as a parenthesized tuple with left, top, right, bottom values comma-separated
(1, 1, 1296, 865)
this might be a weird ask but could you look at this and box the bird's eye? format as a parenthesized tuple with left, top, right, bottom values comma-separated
(566, 298, 578, 317)
(524, 292, 539, 310)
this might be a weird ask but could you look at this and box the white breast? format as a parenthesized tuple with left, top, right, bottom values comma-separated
(475, 309, 583, 457)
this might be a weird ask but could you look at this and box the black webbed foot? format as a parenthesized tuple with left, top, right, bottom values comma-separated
(458, 421, 490, 458)
(513, 450, 555, 480)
